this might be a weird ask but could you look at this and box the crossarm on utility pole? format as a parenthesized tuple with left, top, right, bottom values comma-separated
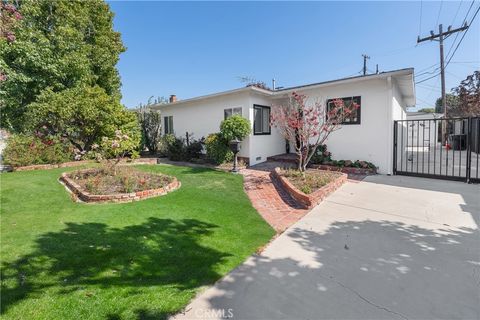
(416, 22, 469, 145)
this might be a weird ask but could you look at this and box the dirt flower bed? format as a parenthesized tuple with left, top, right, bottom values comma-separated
(68, 167, 173, 194)
(272, 167, 347, 209)
(61, 167, 179, 203)
(280, 168, 343, 194)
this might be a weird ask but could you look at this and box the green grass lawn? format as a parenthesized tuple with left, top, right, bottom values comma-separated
(0, 164, 275, 319)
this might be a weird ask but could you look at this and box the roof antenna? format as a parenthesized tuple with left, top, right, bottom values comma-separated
(272, 78, 276, 91)
(376, 64, 379, 74)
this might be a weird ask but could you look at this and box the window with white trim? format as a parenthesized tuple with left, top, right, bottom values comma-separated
(164, 116, 174, 134)
(224, 107, 242, 119)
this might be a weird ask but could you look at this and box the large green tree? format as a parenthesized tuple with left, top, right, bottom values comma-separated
(0, 0, 125, 131)
(435, 94, 459, 114)
(434, 71, 480, 117)
(26, 85, 139, 153)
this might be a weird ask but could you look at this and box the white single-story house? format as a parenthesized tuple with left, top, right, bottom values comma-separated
(151, 68, 415, 174)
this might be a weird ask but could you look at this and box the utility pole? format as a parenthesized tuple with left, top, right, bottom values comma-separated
(362, 54, 370, 75)
(417, 22, 468, 144)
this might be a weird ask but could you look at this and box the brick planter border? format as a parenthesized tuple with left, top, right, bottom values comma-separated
(309, 164, 377, 175)
(60, 168, 180, 204)
(271, 167, 347, 209)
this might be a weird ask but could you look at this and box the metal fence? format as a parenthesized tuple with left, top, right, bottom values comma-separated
(393, 117, 480, 183)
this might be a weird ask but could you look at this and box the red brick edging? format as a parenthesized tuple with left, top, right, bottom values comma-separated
(271, 167, 347, 209)
(60, 169, 180, 204)
(13, 158, 158, 172)
(309, 164, 376, 175)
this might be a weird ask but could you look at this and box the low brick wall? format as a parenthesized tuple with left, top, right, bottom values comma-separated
(60, 169, 180, 204)
(271, 167, 347, 209)
(13, 158, 159, 172)
(309, 164, 376, 175)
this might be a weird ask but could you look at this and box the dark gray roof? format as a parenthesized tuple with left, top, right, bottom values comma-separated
(275, 68, 414, 92)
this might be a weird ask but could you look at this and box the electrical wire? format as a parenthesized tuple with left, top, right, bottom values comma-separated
(445, 4, 480, 68)
(451, 0, 464, 26)
(416, 4, 479, 84)
(445, 1, 475, 61)
(435, 0, 444, 27)
(418, 0, 423, 36)
(416, 73, 440, 84)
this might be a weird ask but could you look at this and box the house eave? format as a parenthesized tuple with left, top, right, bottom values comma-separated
(149, 86, 272, 110)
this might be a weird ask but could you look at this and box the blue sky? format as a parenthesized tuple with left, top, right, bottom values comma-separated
(109, 1, 480, 110)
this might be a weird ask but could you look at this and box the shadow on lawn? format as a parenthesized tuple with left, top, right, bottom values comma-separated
(1, 218, 230, 319)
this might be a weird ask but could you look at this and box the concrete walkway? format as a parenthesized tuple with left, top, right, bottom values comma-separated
(173, 175, 480, 320)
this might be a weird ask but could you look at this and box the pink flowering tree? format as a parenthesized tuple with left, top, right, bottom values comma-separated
(271, 92, 359, 172)
(1, 2, 22, 83)
(90, 130, 139, 175)
(0, 3, 22, 43)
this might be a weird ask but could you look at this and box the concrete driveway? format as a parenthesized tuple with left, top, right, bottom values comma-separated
(174, 175, 480, 320)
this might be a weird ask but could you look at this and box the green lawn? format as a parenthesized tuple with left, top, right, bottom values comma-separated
(0, 164, 275, 319)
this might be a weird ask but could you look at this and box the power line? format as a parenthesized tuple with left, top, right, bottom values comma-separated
(416, 62, 440, 74)
(445, 5, 480, 68)
(417, 85, 441, 94)
(445, 1, 476, 61)
(418, 0, 423, 36)
(451, 0, 464, 26)
(416, 96, 436, 107)
(435, 0, 444, 27)
(463, 0, 476, 23)
(417, 20, 469, 127)
(416, 73, 440, 84)
(416, 66, 441, 78)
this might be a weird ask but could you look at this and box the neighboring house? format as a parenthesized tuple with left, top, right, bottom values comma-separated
(406, 111, 444, 120)
(151, 68, 415, 174)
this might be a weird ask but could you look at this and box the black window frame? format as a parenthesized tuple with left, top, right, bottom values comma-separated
(164, 116, 174, 134)
(253, 104, 271, 135)
(326, 96, 361, 125)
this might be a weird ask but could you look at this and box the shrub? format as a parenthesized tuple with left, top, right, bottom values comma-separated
(185, 138, 204, 160)
(158, 134, 176, 157)
(220, 115, 251, 141)
(329, 159, 376, 169)
(137, 108, 162, 155)
(205, 133, 233, 164)
(309, 144, 332, 164)
(3, 134, 74, 166)
(166, 136, 186, 161)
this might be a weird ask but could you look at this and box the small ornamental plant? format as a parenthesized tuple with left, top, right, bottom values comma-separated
(220, 115, 251, 141)
(90, 130, 139, 175)
(271, 92, 359, 172)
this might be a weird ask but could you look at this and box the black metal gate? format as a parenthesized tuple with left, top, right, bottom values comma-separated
(393, 117, 480, 183)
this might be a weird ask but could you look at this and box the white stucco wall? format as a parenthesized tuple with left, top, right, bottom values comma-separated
(280, 78, 393, 174)
(159, 91, 253, 158)
(248, 94, 286, 166)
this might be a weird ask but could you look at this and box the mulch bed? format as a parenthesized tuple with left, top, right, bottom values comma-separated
(272, 167, 347, 209)
(60, 167, 180, 203)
